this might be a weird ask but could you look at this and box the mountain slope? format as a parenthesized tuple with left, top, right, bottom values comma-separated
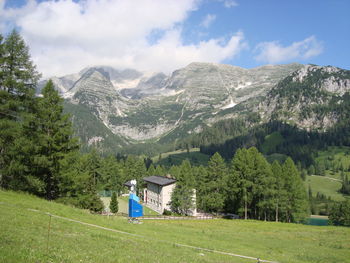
(39, 62, 350, 154)
(260, 65, 350, 130)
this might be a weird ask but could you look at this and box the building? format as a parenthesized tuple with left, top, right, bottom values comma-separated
(143, 175, 176, 214)
(143, 175, 197, 215)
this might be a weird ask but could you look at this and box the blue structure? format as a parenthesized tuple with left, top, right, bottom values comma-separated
(128, 193, 143, 218)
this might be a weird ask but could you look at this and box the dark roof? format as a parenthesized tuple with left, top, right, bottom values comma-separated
(143, 175, 176, 186)
(124, 180, 132, 187)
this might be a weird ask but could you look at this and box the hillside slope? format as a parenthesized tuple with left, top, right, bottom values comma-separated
(1, 190, 350, 263)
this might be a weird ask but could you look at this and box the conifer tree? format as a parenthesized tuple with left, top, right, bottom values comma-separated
(200, 152, 228, 213)
(59, 152, 104, 212)
(229, 148, 252, 219)
(99, 155, 123, 193)
(249, 147, 274, 221)
(271, 160, 287, 222)
(170, 160, 195, 215)
(0, 30, 40, 189)
(110, 192, 119, 213)
(32, 80, 79, 199)
(282, 157, 308, 222)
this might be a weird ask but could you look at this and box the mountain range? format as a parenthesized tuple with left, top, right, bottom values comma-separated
(38, 62, 350, 155)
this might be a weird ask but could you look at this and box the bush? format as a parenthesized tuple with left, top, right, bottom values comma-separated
(163, 209, 172, 215)
(109, 192, 119, 213)
(329, 200, 350, 226)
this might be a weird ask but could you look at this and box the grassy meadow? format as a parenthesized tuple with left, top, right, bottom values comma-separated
(1, 190, 350, 263)
(154, 148, 210, 167)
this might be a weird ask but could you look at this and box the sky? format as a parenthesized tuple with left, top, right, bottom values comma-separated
(1, 0, 349, 78)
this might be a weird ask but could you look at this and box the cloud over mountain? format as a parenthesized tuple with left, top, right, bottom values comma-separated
(255, 36, 323, 64)
(0, 0, 246, 78)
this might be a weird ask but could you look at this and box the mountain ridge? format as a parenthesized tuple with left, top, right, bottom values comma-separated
(37, 62, 350, 154)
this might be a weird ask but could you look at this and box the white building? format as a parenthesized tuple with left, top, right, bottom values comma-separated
(143, 175, 197, 215)
(143, 175, 176, 214)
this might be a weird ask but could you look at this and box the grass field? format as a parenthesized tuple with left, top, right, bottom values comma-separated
(306, 175, 345, 201)
(1, 190, 350, 263)
(305, 146, 350, 202)
(316, 146, 350, 168)
(154, 148, 210, 167)
(261, 132, 284, 154)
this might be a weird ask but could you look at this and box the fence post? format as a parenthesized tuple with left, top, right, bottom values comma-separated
(46, 214, 52, 253)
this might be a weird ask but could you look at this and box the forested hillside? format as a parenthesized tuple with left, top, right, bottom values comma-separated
(1, 31, 349, 226)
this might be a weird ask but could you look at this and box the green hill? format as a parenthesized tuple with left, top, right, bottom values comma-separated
(1, 190, 350, 263)
(154, 148, 210, 167)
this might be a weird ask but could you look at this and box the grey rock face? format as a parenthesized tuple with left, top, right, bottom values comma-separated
(261, 65, 350, 130)
(40, 62, 350, 145)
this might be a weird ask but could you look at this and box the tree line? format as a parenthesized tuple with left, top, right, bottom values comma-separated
(170, 148, 309, 223)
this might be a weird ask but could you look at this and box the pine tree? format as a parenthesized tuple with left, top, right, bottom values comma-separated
(229, 148, 253, 219)
(110, 192, 119, 213)
(170, 160, 195, 215)
(329, 200, 350, 226)
(282, 157, 309, 222)
(0, 30, 40, 189)
(59, 152, 104, 212)
(99, 155, 123, 193)
(201, 152, 228, 213)
(32, 80, 78, 199)
(271, 160, 286, 222)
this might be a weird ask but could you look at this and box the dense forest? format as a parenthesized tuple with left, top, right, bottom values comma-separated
(1, 31, 349, 226)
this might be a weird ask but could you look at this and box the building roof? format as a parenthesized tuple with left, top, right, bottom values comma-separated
(124, 180, 132, 188)
(143, 175, 176, 186)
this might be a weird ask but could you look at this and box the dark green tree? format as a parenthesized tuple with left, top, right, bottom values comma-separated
(229, 148, 253, 219)
(109, 192, 119, 213)
(99, 155, 124, 193)
(59, 152, 104, 212)
(32, 80, 79, 199)
(200, 152, 228, 213)
(282, 157, 309, 222)
(170, 160, 196, 215)
(329, 200, 350, 226)
(271, 160, 287, 222)
(0, 30, 40, 189)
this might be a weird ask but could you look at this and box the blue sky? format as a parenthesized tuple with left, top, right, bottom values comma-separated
(1, 0, 349, 77)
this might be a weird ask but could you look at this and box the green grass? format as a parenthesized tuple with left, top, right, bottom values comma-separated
(315, 146, 350, 180)
(1, 190, 350, 263)
(261, 132, 284, 154)
(101, 196, 160, 215)
(154, 148, 210, 167)
(304, 146, 350, 203)
(306, 175, 345, 201)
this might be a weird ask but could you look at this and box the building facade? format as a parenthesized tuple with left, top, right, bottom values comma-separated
(143, 175, 197, 215)
(143, 175, 176, 214)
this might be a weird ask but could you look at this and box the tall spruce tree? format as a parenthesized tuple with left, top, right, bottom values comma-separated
(282, 157, 309, 222)
(200, 152, 228, 213)
(0, 30, 41, 189)
(249, 147, 275, 221)
(59, 152, 104, 212)
(33, 80, 78, 199)
(271, 160, 287, 222)
(230, 148, 253, 219)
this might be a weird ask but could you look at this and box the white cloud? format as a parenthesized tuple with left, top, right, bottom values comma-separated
(200, 14, 216, 28)
(255, 36, 323, 64)
(217, 0, 238, 8)
(0, 0, 246, 78)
